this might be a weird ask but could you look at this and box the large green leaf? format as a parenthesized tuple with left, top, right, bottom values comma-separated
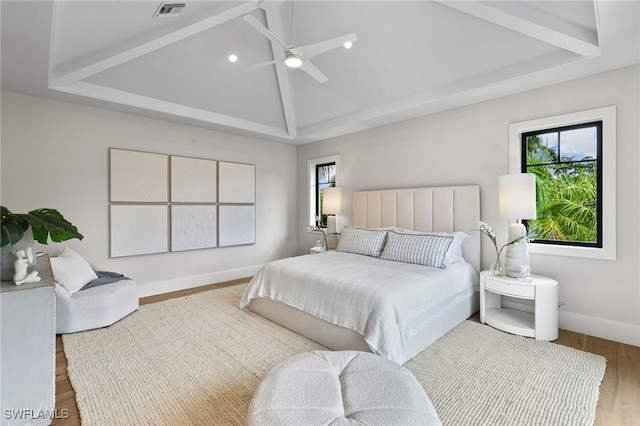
(0, 207, 29, 247)
(25, 208, 84, 244)
(0, 206, 83, 247)
(0, 219, 29, 247)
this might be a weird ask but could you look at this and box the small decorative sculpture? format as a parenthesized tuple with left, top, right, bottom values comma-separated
(13, 247, 40, 285)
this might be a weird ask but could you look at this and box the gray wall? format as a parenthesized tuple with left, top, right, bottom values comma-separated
(1, 91, 298, 296)
(297, 65, 640, 346)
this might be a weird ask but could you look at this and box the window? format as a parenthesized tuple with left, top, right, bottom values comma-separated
(307, 155, 340, 228)
(509, 106, 616, 260)
(315, 162, 336, 227)
(522, 122, 602, 247)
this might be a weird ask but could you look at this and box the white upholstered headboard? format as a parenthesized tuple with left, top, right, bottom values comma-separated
(352, 185, 481, 273)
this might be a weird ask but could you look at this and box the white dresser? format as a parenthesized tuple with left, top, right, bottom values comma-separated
(1, 256, 55, 425)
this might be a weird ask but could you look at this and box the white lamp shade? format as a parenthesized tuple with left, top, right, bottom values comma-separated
(499, 174, 536, 220)
(322, 187, 342, 215)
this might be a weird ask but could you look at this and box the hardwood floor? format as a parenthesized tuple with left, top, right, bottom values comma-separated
(53, 280, 640, 426)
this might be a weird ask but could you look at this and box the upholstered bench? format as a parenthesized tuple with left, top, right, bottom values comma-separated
(50, 247, 139, 334)
(247, 350, 442, 425)
(55, 278, 138, 334)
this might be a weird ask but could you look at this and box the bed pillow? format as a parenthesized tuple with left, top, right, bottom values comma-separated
(444, 231, 468, 264)
(50, 247, 99, 295)
(392, 228, 468, 264)
(336, 226, 388, 257)
(380, 230, 453, 268)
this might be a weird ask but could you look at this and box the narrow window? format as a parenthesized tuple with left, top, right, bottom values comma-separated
(315, 162, 336, 227)
(522, 122, 602, 248)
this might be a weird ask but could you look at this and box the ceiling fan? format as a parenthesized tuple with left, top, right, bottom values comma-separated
(243, 4, 357, 83)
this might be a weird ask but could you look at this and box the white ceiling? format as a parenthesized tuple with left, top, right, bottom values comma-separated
(2, 1, 639, 145)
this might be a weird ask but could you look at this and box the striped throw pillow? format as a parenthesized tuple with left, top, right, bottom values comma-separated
(380, 230, 453, 268)
(391, 229, 468, 264)
(336, 227, 388, 257)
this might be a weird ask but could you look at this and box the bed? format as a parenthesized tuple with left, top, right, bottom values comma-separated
(241, 185, 480, 364)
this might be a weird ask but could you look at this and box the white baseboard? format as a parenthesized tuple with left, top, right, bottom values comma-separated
(136, 264, 263, 298)
(559, 309, 640, 347)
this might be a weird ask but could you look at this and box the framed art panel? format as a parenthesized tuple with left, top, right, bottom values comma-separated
(218, 162, 255, 203)
(219, 205, 256, 247)
(171, 205, 217, 252)
(110, 149, 168, 202)
(171, 156, 217, 203)
(110, 205, 168, 257)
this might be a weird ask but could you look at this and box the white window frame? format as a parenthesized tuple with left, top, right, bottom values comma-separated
(307, 155, 340, 227)
(508, 106, 616, 260)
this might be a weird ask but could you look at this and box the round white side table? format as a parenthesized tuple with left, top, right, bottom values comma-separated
(480, 270, 558, 341)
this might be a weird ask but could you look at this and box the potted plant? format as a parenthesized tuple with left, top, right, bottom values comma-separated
(1, 206, 84, 280)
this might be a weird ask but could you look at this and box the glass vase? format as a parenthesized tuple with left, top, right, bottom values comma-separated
(491, 258, 504, 276)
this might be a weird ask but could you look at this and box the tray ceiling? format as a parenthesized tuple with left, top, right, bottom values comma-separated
(2, 1, 639, 145)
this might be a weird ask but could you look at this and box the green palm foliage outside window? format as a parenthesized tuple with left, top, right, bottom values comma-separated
(523, 121, 602, 247)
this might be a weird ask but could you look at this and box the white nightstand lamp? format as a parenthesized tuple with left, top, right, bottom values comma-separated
(499, 173, 536, 278)
(322, 187, 342, 235)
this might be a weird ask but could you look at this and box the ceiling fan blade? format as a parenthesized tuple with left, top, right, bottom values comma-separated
(243, 15, 292, 54)
(244, 60, 276, 72)
(299, 61, 328, 83)
(295, 33, 358, 60)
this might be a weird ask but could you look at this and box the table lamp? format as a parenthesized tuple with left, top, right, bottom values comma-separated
(499, 174, 536, 278)
(322, 187, 342, 235)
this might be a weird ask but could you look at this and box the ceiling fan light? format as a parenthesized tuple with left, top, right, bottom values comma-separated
(285, 54, 303, 68)
(344, 41, 353, 49)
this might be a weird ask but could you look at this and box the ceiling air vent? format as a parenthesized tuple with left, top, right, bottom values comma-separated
(154, 2, 186, 18)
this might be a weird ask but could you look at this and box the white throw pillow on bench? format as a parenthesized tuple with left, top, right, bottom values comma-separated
(50, 247, 98, 295)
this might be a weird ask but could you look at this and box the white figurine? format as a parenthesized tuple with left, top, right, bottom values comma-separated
(13, 247, 40, 285)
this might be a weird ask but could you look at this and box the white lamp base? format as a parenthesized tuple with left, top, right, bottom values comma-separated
(325, 215, 339, 249)
(327, 215, 336, 235)
(504, 222, 529, 278)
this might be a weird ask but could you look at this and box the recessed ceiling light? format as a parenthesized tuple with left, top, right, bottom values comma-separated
(228, 54, 238, 63)
(344, 41, 353, 49)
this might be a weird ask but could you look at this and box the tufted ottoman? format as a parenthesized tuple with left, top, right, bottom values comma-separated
(246, 350, 442, 425)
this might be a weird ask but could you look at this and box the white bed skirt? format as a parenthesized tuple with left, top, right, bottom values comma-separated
(248, 291, 479, 364)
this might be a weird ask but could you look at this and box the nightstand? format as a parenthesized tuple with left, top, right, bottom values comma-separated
(480, 271, 558, 341)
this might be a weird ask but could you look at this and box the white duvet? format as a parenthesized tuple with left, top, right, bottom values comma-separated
(240, 251, 478, 363)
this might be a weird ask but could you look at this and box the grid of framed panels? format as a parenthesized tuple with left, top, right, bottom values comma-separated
(109, 148, 255, 258)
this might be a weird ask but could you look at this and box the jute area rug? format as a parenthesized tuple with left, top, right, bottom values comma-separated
(63, 285, 606, 426)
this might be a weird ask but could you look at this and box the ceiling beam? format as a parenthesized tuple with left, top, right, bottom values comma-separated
(54, 81, 292, 140)
(262, 4, 297, 139)
(50, 0, 262, 87)
(435, 0, 600, 57)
